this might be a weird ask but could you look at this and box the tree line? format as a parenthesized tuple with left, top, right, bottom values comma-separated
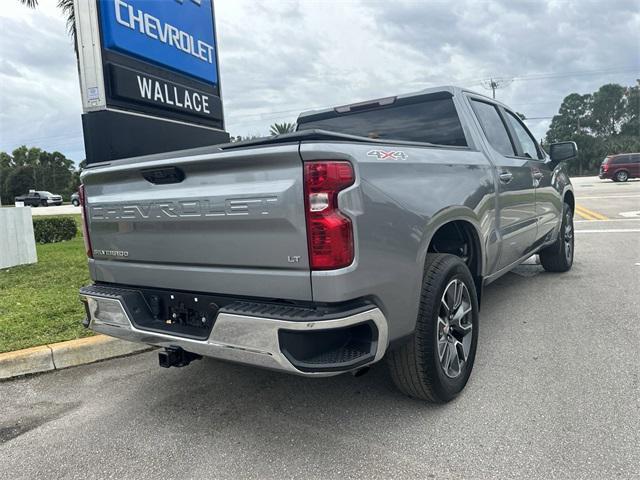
(1, 82, 636, 204)
(544, 82, 639, 175)
(0, 146, 81, 205)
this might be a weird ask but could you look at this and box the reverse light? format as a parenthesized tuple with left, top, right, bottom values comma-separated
(79, 184, 93, 258)
(84, 296, 129, 327)
(303, 161, 355, 270)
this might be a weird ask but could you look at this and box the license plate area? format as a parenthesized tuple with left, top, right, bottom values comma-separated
(132, 288, 222, 339)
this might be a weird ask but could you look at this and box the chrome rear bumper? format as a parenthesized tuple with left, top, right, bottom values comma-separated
(80, 286, 388, 377)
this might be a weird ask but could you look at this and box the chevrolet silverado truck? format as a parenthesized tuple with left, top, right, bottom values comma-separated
(78, 86, 577, 402)
(15, 190, 63, 207)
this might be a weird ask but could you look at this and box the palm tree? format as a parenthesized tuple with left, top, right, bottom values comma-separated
(269, 122, 296, 136)
(19, 0, 76, 43)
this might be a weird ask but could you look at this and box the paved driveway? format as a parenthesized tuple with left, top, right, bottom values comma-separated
(1, 176, 639, 479)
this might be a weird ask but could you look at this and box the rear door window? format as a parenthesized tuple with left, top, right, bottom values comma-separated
(470, 100, 515, 156)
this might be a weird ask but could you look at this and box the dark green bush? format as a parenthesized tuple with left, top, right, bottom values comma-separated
(33, 217, 78, 244)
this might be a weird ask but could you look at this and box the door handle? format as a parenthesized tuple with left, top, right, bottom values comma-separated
(532, 171, 544, 180)
(499, 171, 513, 183)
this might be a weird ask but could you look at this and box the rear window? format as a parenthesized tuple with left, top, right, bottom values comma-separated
(297, 97, 467, 146)
(469, 99, 515, 157)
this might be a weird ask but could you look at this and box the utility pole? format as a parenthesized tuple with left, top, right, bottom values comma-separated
(577, 116, 582, 176)
(480, 77, 513, 99)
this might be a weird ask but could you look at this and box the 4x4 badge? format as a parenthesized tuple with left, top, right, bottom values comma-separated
(367, 150, 408, 160)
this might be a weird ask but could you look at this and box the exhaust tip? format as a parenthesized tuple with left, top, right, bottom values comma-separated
(352, 366, 370, 377)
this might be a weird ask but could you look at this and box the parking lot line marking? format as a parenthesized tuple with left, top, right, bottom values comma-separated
(574, 206, 598, 221)
(575, 195, 640, 200)
(575, 218, 640, 223)
(575, 204, 608, 221)
(575, 229, 640, 233)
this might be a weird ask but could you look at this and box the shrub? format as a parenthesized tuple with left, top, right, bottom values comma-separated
(33, 217, 78, 244)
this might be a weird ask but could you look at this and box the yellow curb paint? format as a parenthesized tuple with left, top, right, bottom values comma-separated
(0, 345, 54, 379)
(47, 334, 109, 350)
(1, 335, 152, 380)
(50, 335, 152, 370)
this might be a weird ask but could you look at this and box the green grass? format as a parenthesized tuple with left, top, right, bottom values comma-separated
(0, 215, 92, 353)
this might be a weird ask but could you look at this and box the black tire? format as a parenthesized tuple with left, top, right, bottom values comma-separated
(72, 199, 80, 207)
(387, 253, 479, 402)
(40, 199, 48, 207)
(615, 170, 629, 182)
(539, 202, 574, 272)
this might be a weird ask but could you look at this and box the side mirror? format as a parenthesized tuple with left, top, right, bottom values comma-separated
(549, 141, 578, 168)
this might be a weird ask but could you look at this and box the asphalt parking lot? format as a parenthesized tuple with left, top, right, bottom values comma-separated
(1, 176, 638, 480)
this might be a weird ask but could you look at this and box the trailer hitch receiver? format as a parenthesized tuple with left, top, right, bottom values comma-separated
(158, 347, 202, 368)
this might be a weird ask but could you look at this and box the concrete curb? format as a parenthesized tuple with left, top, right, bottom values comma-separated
(0, 335, 153, 380)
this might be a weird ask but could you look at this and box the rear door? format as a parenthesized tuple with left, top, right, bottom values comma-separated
(468, 98, 537, 270)
(82, 144, 312, 300)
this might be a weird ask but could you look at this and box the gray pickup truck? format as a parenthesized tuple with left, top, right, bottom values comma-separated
(78, 86, 577, 402)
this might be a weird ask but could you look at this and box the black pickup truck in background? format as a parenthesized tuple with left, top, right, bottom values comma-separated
(14, 190, 63, 207)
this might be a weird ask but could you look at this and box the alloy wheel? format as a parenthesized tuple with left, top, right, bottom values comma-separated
(437, 279, 473, 378)
(564, 209, 574, 263)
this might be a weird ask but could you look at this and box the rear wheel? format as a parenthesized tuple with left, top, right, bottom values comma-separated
(540, 202, 573, 272)
(72, 199, 80, 207)
(387, 253, 479, 402)
(615, 170, 629, 182)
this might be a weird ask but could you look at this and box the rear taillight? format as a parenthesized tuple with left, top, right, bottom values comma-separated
(303, 161, 355, 270)
(78, 184, 93, 259)
(602, 164, 609, 172)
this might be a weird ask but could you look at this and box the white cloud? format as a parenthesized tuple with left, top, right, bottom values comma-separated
(0, 1, 83, 161)
(0, 0, 638, 163)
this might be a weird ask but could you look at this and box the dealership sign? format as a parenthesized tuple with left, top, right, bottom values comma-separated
(100, 0, 218, 84)
(74, 0, 228, 163)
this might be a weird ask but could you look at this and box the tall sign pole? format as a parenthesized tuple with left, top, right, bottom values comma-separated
(74, 0, 229, 165)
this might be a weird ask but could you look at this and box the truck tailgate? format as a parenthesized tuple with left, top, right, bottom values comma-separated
(82, 145, 312, 300)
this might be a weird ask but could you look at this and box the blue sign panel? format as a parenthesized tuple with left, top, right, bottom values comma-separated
(99, 0, 218, 84)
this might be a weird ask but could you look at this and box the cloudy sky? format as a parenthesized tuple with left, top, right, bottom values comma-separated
(0, 0, 638, 165)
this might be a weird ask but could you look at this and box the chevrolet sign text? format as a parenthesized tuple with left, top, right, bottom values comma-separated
(114, 0, 215, 65)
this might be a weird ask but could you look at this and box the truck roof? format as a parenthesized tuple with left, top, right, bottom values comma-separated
(297, 85, 502, 122)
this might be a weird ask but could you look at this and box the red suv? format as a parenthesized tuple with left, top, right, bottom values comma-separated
(599, 153, 640, 182)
